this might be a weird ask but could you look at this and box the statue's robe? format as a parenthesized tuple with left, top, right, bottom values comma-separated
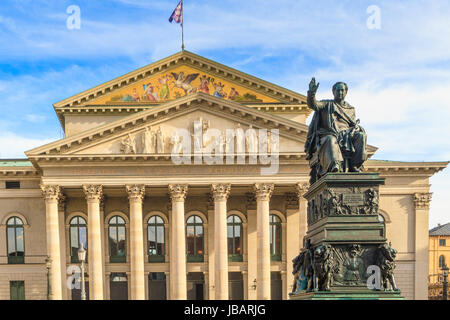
(305, 91, 367, 176)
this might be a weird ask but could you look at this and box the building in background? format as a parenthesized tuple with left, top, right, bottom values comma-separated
(429, 223, 450, 284)
(0, 51, 447, 300)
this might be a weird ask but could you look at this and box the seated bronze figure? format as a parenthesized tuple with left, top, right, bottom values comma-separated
(305, 78, 367, 184)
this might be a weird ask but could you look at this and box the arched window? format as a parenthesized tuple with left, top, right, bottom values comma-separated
(269, 215, 282, 261)
(69, 216, 87, 263)
(7, 217, 24, 264)
(186, 215, 204, 262)
(148, 216, 165, 263)
(227, 215, 243, 262)
(109, 216, 126, 263)
(439, 255, 446, 269)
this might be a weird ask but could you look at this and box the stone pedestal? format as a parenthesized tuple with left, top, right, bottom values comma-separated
(290, 173, 404, 300)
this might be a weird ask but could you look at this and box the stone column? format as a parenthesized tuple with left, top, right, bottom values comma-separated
(41, 185, 63, 300)
(246, 193, 257, 300)
(253, 183, 274, 300)
(285, 183, 308, 295)
(126, 185, 146, 300)
(413, 192, 432, 300)
(83, 185, 104, 300)
(57, 194, 68, 300)
(211, 184, 231, 300)
(207, 194, 216, 300)
(168, 184, 188, 300)
(296, 183, 309, 247)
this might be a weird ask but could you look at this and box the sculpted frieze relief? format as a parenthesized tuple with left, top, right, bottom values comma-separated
(118, 117, 277, 156)
(307, 186, 380, 225)
(291, 242, 400, 293)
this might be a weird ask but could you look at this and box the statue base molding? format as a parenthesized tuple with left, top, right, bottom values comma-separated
(290, 289, 404, 300)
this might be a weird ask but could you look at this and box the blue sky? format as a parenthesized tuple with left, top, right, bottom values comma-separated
(0, 0, 448, 227)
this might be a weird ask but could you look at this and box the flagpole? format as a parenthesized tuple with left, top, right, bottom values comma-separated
(181, 0, 185, 51)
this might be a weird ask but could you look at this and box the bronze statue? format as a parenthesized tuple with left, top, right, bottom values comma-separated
(305, 78, 367, 183)
(343, 244, 365, 285)
(312, 244, 334, 291)
(290, 251, 307, 294)
(303, 240, 315, 292)
(376, 243, 400, 291)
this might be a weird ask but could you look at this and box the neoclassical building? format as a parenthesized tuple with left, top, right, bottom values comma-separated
(0, 51, 447, 300)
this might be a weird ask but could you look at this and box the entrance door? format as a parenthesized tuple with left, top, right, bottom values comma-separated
(148, 272, 167, 300)
(270, 272, 282, 300)
(10, 281, 25, 300)
(71, 280, 89, 300)
(228, 272, 244, 300)
(187, 272, 204, 300)
(110, 273, 128, 300)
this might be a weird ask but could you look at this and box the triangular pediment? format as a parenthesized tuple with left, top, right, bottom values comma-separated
(28, 93, 378, 169)
(28, 93, 310, 160)
(54, 51, 306, 111)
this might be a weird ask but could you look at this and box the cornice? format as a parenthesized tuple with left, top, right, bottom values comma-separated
(0, 168, 40, 176)
(58, 103, 310, 116)
(364, 160, 448, 176)
(26, 152, 307, 166)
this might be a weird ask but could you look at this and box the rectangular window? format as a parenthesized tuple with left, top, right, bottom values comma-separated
(6, 181, 20, 189)
(10, 281, 25, 300)
(439, 239, 446, 246)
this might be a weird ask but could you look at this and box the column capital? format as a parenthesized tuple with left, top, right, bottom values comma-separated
(126, 185, 146, 202)
(83, 185, 103, 202)
(296, 182, 309, 198)
(211, 184, 231, 201)
(40, 184, 61, 201)
(414, 193, 432, 209)
(253, 183, 274, 201)
(168, 184, 188, 202)
(58, 194, 67, 212)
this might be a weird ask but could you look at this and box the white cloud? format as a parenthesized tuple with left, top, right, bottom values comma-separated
(0, 132, 55, 158)
(25, 114, 46, 123)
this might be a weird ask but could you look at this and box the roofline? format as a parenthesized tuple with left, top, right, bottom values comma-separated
(53, 50, 307, 110)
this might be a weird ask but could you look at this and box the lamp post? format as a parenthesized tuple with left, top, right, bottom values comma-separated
(45, 256, 53, 300)
(78, 246, 87, 300)
(442, 263, 449, 301)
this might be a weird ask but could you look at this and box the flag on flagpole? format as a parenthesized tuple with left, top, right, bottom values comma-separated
(169, 0, 183, 25)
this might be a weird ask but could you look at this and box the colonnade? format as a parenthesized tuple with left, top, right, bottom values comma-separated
(41, 183, 307, 300)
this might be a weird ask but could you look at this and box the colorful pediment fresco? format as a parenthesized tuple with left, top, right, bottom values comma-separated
(91, 65, 279, 104)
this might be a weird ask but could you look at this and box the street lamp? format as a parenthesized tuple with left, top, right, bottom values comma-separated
(442, 263, 449, 301)
(78, 245, 87, 300)
(45, 256, 53, 300)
